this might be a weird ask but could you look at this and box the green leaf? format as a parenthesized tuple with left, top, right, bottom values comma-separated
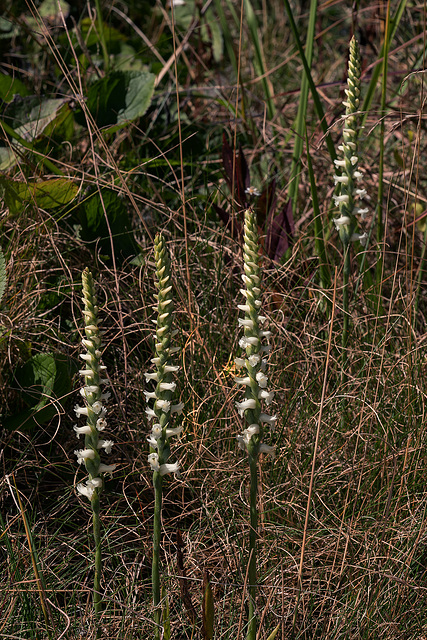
(59, 17, 124, 55)
(0, 97, 70, 171)
(113, 43, 147, 73)
(8, 97, 70, 142)
(130, 254, 145, 267)
(79, 188, 136, 260)
(243, 0, 275, 118)
(0, 146, 17, 171)
(201, 10, 223, 63)
(23, 353, 56, 411)
(0, 72, 29, 103)
(83, 70, 155, 131)
(210, 18, 224, 64)
(0, 17, 20, 40)
(4, 353, 76, 432)
(38, 0, 70, 21)
(0, 246, 6, 305)
(288, 0, 317, 216)
(266, 624, 280, 640)
(0, 177, 78, 214)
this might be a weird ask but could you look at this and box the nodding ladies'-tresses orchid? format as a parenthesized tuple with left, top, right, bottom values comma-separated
(235, 208, 276, 640)
(332, 37, 368, 379)
(145, 233, 183, 640)
(235, 208, 276, 461)
(74, 268, 115, 619)
(333, 36, 368, 248)
(144, 233, 182, 478)
(74, 269, 115, 498)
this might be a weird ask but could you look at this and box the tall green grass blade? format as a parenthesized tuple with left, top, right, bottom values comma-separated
(283, 0, 336, 164)
(361, 0, 408, 125)
(376, 4, 391, 296)
(161, 585, 171, 640)
(224, 0, 240, 27)
(288, 0, 318, 215)
(213, 0, 238, 78)
(94, 0, 109, 73)
(243, 0, 275, 119)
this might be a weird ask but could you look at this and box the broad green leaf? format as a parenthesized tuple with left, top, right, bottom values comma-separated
(0, 177, 79, 214)
(4, 353, 76, 431)
(14, 98, 69, 142)
(168, 0, 195, 29)
(2, 96, 69, 139)
(130, 254, 145, 267)
(84, 70, 155, 131)
(0, 72, 29, 103)
(22, 0, 70, 35)
(0, 146, 17, 171)
(0, 97, 70, 171)
(80, 188, 136, 260)
(22, 352, 57, 411)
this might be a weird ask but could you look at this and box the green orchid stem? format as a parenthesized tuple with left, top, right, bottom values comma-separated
(341, 243, 351, 429)
(247, 447, 258, 640)
(342, 243, 350, 356)
(152, 470, 163, 640)
(92, 489, 102, 621)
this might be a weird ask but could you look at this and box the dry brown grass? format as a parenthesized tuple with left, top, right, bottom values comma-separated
(2, 0, 427, 638)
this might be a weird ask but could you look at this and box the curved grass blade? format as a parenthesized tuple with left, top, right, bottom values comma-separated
(288, 0, 318, 215)
(283, 0, 336, 164)
(361, 0, 408, 125)
(243, 0, 275, 119)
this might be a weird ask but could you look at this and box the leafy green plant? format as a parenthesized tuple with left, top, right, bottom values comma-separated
(76, 70, 155, 132)
(0, 177, 78, 214)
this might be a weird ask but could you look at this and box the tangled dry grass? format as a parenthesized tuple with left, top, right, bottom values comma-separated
(2, 1, 427, 638)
